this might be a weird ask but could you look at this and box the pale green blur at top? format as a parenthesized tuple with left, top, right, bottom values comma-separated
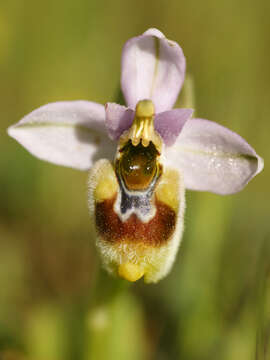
(0, 0, 269, 359)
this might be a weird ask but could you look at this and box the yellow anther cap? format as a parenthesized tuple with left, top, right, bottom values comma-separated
(135, 99, 155, 118)
(119, 99, 162, 151)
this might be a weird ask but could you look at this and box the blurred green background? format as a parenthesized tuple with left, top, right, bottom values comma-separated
(0, 0, 269, 359)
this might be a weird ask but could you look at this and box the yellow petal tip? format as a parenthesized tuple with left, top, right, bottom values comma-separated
(118, 263, 144, 282)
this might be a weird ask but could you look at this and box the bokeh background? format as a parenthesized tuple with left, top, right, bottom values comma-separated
(0, 0, 269, 359)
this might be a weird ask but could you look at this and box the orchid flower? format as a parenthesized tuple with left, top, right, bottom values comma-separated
(8, 28, 263, 283)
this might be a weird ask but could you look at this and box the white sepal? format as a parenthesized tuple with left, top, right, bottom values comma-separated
(8, 101, 115, 170)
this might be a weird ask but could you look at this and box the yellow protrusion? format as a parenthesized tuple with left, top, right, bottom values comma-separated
(94, 162, 118, 202)
(155, 169, 180, 211)
(118, 263, 144, 282)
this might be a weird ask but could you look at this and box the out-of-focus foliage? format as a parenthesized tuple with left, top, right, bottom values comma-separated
(0, 0, 269, 359)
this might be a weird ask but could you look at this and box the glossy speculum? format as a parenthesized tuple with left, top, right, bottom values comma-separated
(118, 140, 160, 191)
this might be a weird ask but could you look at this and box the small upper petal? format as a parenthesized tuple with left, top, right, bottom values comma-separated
(155, 108, 193, 146)
(165, 118, 264, 194)
(8, 101, 115, 170)
(121, 29, 186, 113)
(105, 103, 134, 140)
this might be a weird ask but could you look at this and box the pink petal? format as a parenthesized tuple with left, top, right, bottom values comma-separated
(8, 101, 115, 170)
(121, 28, 186, 113)
(165, 118, 264, 194)
(105, 103, 134, 140)
(155, 109, 193, 146)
